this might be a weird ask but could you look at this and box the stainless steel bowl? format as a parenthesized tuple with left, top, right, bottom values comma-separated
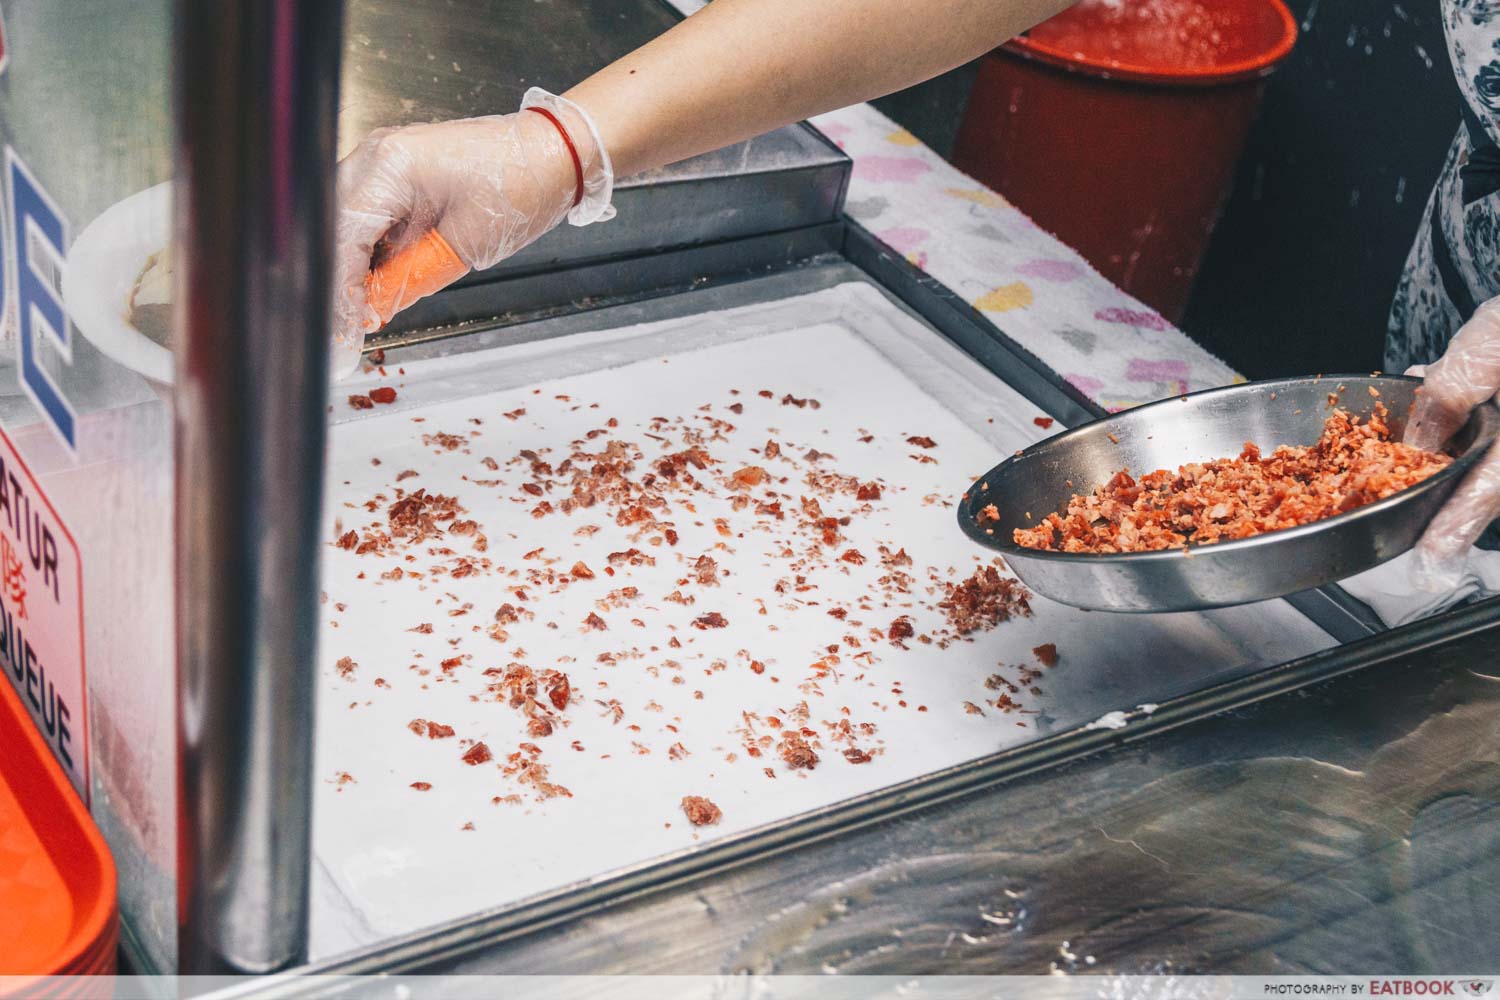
(958, 375, 1500, 613)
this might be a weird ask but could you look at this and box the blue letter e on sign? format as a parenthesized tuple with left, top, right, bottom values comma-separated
(3, 147, 76, 452)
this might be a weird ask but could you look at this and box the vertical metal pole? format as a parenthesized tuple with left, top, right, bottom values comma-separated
(173, 0, 343, 974)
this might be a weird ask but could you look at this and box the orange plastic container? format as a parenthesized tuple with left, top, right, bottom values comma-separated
(0, 675, 117, 986)
(952, 0, 1297, 322)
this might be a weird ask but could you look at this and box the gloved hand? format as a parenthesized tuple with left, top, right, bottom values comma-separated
(1404, 294, 1500, 591)
(331, 88, 615, 377)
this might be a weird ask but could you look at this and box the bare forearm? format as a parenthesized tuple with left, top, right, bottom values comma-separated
(565, 0, 1074, 177)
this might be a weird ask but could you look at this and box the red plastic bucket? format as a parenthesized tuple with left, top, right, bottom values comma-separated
(952, 0, 1297, 322)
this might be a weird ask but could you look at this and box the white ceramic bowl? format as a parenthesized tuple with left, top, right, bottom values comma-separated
(62, 180, 173, 386)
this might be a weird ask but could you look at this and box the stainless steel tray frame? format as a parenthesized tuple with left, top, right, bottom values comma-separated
(218, 257, 1500, 987)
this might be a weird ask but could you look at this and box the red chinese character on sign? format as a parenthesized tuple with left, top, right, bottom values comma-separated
(2, 534, 27, 620)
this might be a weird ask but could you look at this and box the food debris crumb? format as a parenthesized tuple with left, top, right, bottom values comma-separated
(906, 435, 937, 448)
(1034, 416, 1055, 429)
(693, 555, 719, 586)
(408, 718, 456, 739)
(692, 612, 728, 629)
(410, 781, 431, 791)
(939, 565, 1032, 634)
(335, 656, 357, 679)
(731, 465, 767, 488)
(547, 673, 572, 711)
(461, 742, 493, 765)
(680, 795, 722, 826)
(347, 394, 374, 410)
(370, 386, 398, 405)
(779, 732, 820, 770)
(1033, 643, 1059, 667)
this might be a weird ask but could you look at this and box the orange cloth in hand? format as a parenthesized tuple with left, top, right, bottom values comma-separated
(363, 229, 467, 328)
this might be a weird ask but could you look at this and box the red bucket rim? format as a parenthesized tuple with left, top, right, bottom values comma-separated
(1003, 0, 1298, 87)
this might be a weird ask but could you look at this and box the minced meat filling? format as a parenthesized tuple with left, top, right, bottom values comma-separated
(1011, 405, 1451, 554)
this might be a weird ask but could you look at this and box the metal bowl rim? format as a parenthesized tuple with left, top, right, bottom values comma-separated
(959, 374, 1500, 565)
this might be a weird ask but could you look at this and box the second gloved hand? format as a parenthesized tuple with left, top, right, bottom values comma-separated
(331, 88, 614, 376)
(1404, 294, 1500, 591)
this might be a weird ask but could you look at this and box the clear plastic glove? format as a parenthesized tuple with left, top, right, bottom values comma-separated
(331, 88, 614, 377)
(1404, 294, 1500, 591)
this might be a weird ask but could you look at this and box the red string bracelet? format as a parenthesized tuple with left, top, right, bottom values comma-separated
(526, 106, 584, 209)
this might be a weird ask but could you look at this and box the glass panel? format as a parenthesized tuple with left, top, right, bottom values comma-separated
(0, 0, 176, 974)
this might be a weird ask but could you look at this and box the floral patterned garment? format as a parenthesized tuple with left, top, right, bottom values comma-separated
(1386, 0, 1500, 371)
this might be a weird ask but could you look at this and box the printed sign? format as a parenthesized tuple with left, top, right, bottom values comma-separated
(3, 147, 78, 453)
(0, 427, 88, 799)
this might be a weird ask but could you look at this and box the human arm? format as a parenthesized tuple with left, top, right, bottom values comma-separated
(331, 0, 1075, 368)
(564, 0, 1074, 178)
